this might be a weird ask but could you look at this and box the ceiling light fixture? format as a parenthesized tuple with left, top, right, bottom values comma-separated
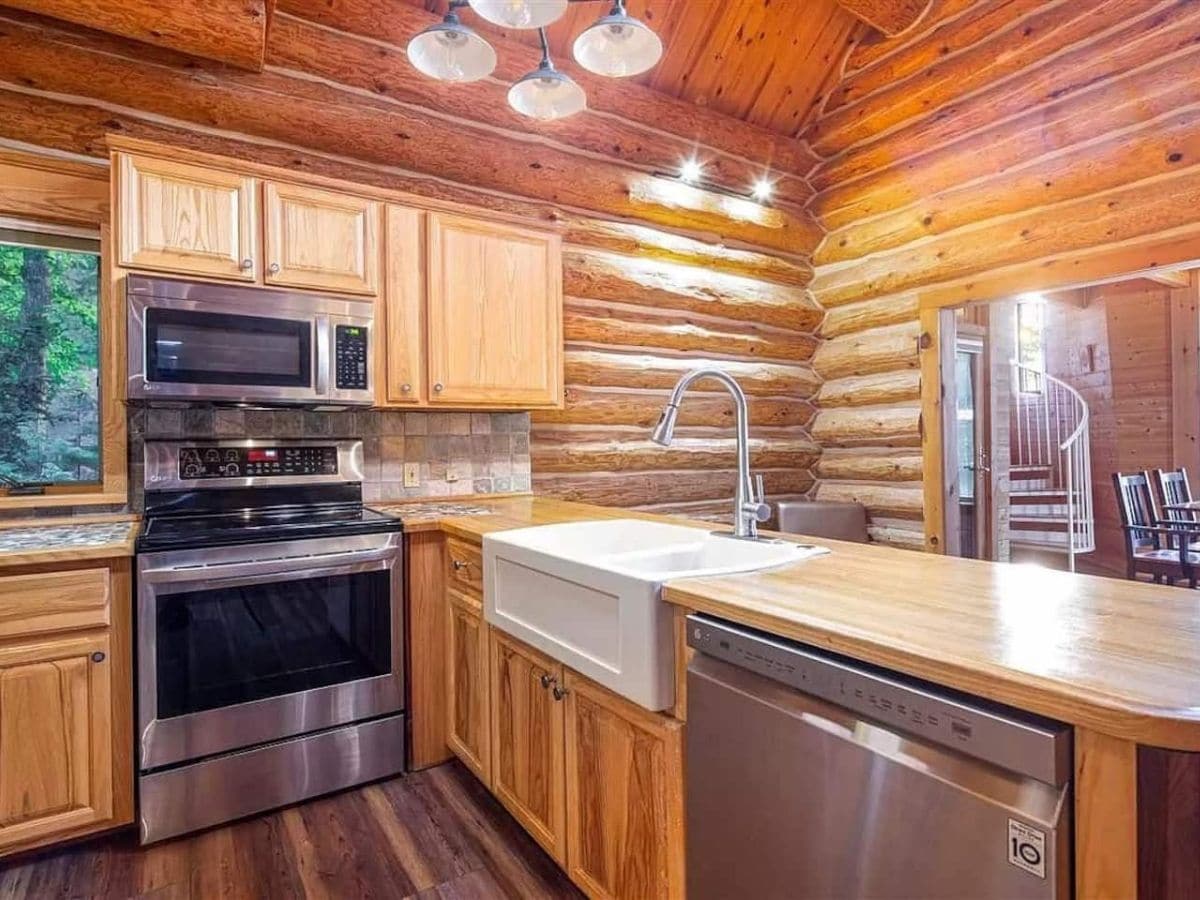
(406, 0, 661, 120)
(407, 9, 497, 82)
(509, 29, 587, 121)
(751, 177, 774, 202)
(469, 0, 568, 30)
(573, 0, 663, 77)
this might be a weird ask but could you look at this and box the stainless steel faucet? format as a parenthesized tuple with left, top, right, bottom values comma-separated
(651, 368, 771, 539)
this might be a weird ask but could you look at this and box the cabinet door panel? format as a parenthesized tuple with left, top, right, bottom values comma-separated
(490, 629, 566, 864)
(382, 205, 426, 404)
(427, 214, 562, 407)
(118, 154, 257, 281)
(564, 672, 684, 900)
(446, 588, 490, 784)
(0, 632, 112, 853)
(264, 182, 379, 295)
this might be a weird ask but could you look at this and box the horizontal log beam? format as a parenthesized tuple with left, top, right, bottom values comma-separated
(814, 2, 1200, 193)
(812, 322, 920, 380)
(810, 404, 921, 447)
(563, 298, 818, 363)
(821, 294, 918, 337)
(533, 469, 814, 508)
(809, 0, 1144, 157)
(534, 388, 814, 429)
(530, 434, 819, 473)
(564, 219, 812, 288)
(1, 0, 272, 70)
(274, 0, 820, 178)
(0, 13, 820, 254)
(815, 449, 923, 481)
(811, 168, 1200, 308)
(815, 480, 924, 517)
(564, 349, 821, 399)
(835, 0, 932, 38)
(563, 249, 823, 332)
(816, 370, 920, 407)
(845, 0, 977, 75)
(867, 518, 927, 548)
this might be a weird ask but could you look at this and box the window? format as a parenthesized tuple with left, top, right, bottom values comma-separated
(1016, 297, 1045, 393)
(0, 226, 102, 486)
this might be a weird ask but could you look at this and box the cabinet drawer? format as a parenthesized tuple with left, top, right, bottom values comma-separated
(446, 538, 483, 595)
(0, 569, 110, 640)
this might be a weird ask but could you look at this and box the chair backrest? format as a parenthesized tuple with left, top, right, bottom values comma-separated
(1155, 467, 1193, 520)
(1113, 471, 1160, 545)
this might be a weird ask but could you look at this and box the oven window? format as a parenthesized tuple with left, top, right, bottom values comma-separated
(155, 570, 392, 719)
(145, 307, 312, 387)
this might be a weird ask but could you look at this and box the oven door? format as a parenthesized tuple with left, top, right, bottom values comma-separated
(136, 533, 403, 771)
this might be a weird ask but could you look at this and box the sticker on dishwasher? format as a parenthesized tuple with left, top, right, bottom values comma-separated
(1007, 819, 1046, 879)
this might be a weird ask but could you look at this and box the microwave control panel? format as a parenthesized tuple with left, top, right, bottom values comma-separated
(335, 325, 369, 391)
(179, 446, 338, 479)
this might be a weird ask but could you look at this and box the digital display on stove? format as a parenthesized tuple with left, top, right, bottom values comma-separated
(179, 446, 338, 479)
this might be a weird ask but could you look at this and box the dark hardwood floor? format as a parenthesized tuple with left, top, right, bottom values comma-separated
(0, 762, 583, 899)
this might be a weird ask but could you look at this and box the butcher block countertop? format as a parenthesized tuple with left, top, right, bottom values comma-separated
(0, 514, 138, 568)
(422, 496, 1200, 751)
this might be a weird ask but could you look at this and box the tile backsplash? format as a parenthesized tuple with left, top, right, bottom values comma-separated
(128, 406, 531, 511)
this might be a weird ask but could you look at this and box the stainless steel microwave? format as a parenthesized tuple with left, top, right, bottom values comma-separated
(127, 275, 374, 407)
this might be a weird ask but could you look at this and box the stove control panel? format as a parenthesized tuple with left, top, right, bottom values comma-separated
(179, 446, 339, 479)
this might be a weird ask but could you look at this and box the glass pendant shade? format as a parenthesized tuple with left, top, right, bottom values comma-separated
(407, 13, 497, 82)
(468, 0, 568, 29)
(573, 7, 663, 77)
(508, 63, 587, 120)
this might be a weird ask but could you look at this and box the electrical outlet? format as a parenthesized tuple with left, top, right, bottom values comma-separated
(403, 463, 420, 488)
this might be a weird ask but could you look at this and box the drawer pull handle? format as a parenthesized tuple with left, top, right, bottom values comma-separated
(91, 651, 106, 664)
(400, 383, 412, 393)
(433, 383, 444, 393)
(552, 685, 569, 701)
(540, 673, 556, 689)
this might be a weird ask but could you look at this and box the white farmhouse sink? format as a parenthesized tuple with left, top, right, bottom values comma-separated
(482, 519, 825, 710)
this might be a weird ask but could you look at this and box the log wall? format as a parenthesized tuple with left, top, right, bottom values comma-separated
(0, 4, 823, 517)
(805, 0, 1200, 548)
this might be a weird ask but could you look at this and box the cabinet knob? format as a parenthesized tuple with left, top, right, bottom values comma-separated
(433, 383, 444, 393)
(400, 383, 412, 393)
(268, 262, 281, 274)
(239, 258, 253, 271)
(452, 559, 471, 571)
(552, 685, 569, 701)
(91, 651, 106, 664)
(539, 673, 556, 689)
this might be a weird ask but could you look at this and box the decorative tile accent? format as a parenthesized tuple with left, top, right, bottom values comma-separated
(128, 406, 531, 510)
(0, 522, 130, 553)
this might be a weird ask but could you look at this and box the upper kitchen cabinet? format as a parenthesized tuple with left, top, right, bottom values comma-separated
(426, 213, 562, 408)
(263, 182, 380, 296)
(117, 154, 259, 281)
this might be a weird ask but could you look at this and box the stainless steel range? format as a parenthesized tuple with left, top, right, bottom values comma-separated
(135, 439, 405, 844)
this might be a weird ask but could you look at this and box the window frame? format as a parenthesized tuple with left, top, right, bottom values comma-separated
(0, 150, 125, 511)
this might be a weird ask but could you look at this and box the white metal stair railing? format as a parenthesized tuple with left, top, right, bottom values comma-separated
(1011, 362, 1095, 571)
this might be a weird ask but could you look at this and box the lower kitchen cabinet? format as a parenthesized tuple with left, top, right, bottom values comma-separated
(445, 587, 490, 784)
(563, 672, 685, 900)
(0, 560, 132, 859)
(489, 628, 567, 865)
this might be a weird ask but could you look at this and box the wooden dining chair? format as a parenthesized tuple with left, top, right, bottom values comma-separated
(1112, 471, 1198, 587)
(1155, 467, 1196, 521)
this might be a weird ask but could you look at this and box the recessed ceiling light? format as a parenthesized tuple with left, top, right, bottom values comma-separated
(679, 158, 704, 183)
(751, 177, 774, 202)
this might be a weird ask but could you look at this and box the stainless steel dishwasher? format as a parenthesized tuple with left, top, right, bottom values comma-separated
(686, 615, 1072, 900)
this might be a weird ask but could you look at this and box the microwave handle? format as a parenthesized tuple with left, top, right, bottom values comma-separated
(316, 315, 331, 396)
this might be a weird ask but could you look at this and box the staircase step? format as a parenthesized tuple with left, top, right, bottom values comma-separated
(1010, 516, 1069, 533)
(1011, 464, 1052, 477)
(1010, 491, 1068, 505)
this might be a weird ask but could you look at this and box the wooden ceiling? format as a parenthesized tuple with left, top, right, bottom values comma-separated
(415, 0, 869, 137)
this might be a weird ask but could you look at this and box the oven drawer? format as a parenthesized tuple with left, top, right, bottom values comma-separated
(0, 568, 110, 639)
(446, 537, 483, 595)
(139, 713, 405, 844)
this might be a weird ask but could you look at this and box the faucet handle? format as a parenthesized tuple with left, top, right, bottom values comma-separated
(750, 473, 771, 523)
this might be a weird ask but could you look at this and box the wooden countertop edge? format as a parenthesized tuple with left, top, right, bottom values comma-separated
(662, 585, 1200, 752)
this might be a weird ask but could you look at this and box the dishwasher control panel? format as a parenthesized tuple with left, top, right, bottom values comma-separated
(687, 614, 1071, 786)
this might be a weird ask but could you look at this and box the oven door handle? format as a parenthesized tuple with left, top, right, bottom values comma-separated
(140, 550, 395, 589)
